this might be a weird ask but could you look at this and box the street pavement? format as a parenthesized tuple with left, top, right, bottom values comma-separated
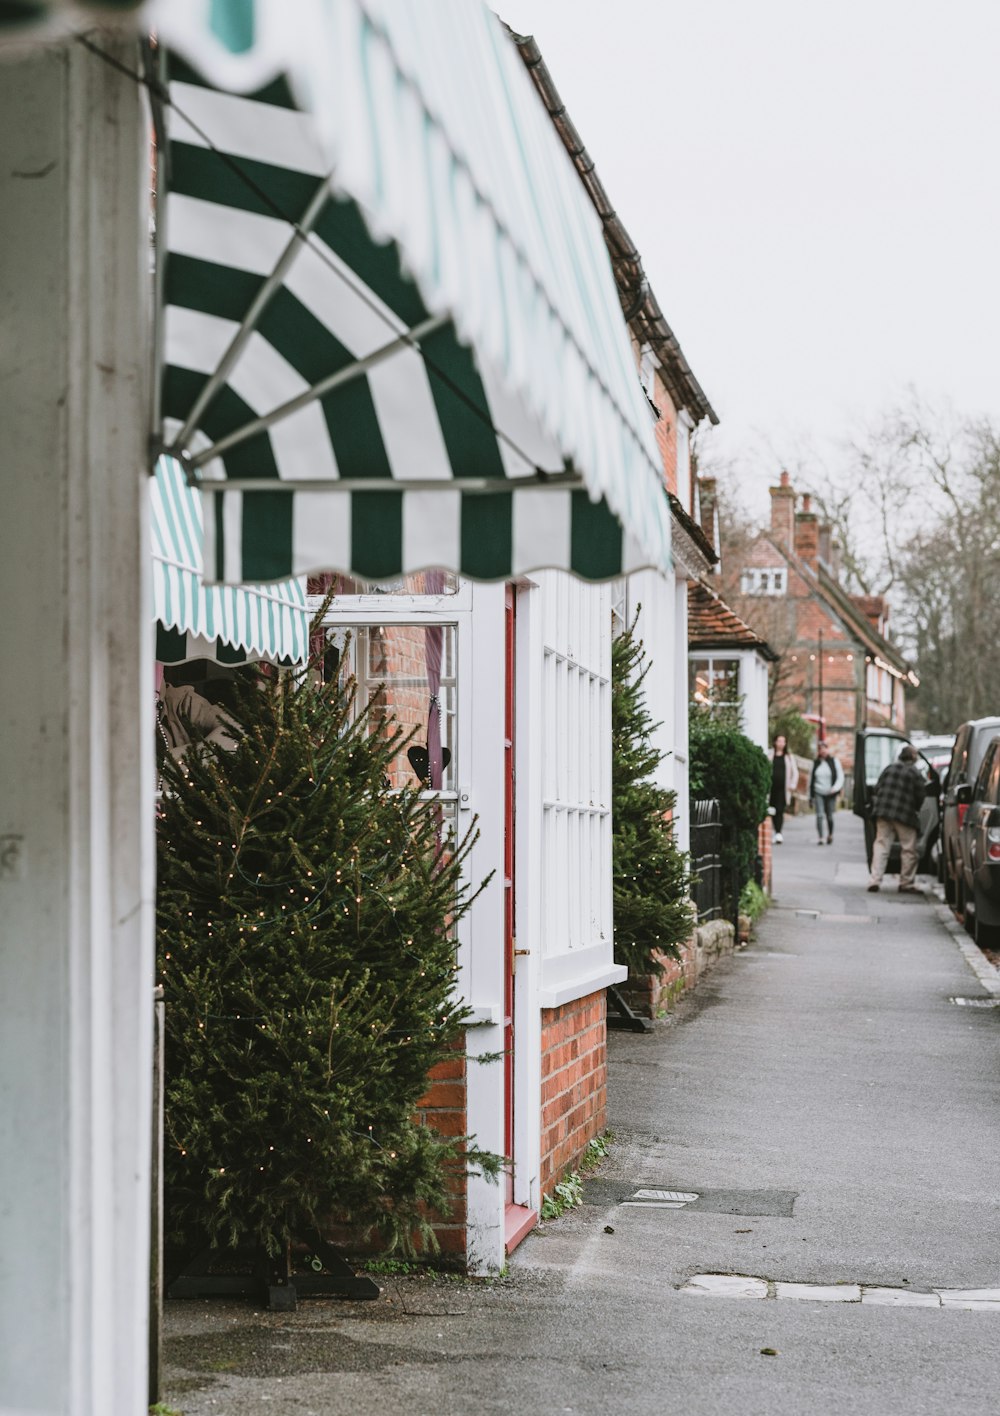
(162, 809, 1000, 1415)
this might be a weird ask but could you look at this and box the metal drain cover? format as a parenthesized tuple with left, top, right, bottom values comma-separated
(622, 1189, 701, 1208)
(950, 997, 1000, 1008)
(586, 1179, 797, 1217)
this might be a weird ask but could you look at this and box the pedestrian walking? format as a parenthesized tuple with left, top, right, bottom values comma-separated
(810, 740, 844, 844)
(768, 734, 800, 843)
(867, 744, 926, 892)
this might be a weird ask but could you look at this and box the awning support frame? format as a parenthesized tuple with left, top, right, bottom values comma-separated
(186, 472, 586, 495)
(185, 311, 451, 468)
(171, 173, 336, 452)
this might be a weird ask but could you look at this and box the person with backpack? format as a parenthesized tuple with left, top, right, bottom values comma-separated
(810, 740, 844, 845)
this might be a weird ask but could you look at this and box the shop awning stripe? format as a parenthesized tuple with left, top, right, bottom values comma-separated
(153, 1, 673, 585)
(152, 456, 308, 663)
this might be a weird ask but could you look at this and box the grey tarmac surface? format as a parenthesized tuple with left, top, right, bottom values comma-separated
(162, 811, 1000, 1415)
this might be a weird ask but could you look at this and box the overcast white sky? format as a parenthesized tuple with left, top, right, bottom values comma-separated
(500, 0, 1000, 515)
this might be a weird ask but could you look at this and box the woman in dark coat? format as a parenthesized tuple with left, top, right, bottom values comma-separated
(768, 734, 800, 843)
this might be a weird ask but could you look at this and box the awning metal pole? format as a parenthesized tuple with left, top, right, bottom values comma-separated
(188, 312, 451, 469)
(172, 175, 335, 452)
(190, 473, 584, 494)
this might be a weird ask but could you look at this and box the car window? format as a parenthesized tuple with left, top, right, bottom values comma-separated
(972, 742, 996, 799)
(987, 742, 1000, 804)
(865, 735, 904, 786)
(969, 725, 1000, 783)
(949, 726, 970, 782)
(913, 754, 931, 781)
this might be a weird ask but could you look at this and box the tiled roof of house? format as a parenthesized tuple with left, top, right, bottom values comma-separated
(816, 565, 912, 675)
(755, 530, 913, 676)
(688, 579, 779, 661)
(669, 490, 717, 577)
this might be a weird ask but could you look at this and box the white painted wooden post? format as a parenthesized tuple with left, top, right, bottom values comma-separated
(673, 570, 692, 853)
(0, 35, 153, 1416)
(463, 582, 507, 1274)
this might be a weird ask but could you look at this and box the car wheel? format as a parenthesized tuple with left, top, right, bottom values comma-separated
(973, 894, 1000, 950)
(957, 889, 974, 934)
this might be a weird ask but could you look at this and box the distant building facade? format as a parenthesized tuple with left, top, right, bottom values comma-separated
(716, 470, 915, 780)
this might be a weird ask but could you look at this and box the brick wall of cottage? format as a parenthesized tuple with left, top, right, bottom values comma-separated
(539, 992, 608, 1195)
(652, 370, 679, 494)
(617, 919, 737, 1020)
(415, 1046, 469, 1259)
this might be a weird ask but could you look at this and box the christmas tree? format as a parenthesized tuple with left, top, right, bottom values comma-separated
(612, 617, 694, 975)
(156, 648, 485, 1262)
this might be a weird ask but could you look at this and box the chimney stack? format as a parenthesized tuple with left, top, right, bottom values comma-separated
(794, 493, 819, 567)
(698, 476, 718, 553)
(769, 469, 795, 549)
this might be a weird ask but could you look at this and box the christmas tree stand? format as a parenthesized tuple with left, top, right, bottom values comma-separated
(606, 983, 653, 1033)
(167, 1230, 379, 1309)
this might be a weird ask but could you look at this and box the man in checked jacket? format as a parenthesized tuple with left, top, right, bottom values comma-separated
(867, 745, 926, 893)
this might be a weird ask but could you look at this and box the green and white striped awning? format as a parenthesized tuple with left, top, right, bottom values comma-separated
(152, 455, 308, 664)
(152, 0, 672, 585)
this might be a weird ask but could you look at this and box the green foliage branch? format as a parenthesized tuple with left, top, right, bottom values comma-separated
(768, 707, 814, 759)
(157, 646, 492, 1262)
(689, 705, 771, 909)
(611, 619, 695, 975)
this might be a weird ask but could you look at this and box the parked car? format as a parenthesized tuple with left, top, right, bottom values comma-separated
(938, 717, 1000, 906)
(852, 727, 941, 873)
(955, 734, 1000, 947)
(909, 733, 956, 775)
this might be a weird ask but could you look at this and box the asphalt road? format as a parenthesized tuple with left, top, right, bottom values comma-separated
(162, 810, 1000, 1415)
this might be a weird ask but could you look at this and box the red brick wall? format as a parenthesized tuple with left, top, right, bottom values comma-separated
(618, 915, 737, 1020)
(652, 373, 678, 494)
(415, 1045, 468, 1259)
(759, 816, 773, 892)
(539, 992, 607, 1196)
(366, 623, 437, 790)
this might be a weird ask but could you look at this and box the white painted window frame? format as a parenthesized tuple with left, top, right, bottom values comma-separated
(313, 582, 509, 1273)
(741, 566, 787, 596)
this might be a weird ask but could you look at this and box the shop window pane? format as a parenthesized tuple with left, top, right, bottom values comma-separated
(330, 623, 458, 793)
(308, 571, 458, 597)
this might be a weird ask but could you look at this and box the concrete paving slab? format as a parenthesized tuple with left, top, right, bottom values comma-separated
(861, 1287, 941, 1307)
(775, 1282, 861, 1302)
(679, 1274, 769, 1299)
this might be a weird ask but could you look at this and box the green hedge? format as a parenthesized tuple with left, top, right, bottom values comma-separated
(689, 707, 770, 908)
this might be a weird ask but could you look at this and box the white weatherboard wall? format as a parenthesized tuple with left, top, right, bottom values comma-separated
(623, 568, 680, 829)
(739, 650, 771, 751)
(512, 571, 624, 1220)
(0, 40, 153, 1416)
(673, 570, 692, 853)
(537, 573, 622, 1006)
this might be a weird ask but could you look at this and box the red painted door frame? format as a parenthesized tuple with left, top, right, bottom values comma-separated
(503, 584, 536, 1253)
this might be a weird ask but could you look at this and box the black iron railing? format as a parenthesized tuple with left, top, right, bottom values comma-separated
(690, 798, 723, 922)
